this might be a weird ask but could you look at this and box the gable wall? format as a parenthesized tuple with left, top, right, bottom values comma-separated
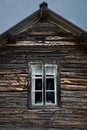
(0, 34, 87, 130)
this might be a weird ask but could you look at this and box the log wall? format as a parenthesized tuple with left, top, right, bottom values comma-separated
(0, 38, 87, 130)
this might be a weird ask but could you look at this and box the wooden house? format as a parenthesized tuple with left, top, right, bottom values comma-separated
(0, 2, 87, 130)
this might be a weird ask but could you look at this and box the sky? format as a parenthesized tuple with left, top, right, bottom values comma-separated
(0, 0, 87, 34)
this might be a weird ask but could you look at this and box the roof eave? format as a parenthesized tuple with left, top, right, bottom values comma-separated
(0, 9, 40, 45)
(47, 8, 86, 35)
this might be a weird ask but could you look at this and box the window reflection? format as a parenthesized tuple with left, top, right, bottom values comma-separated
(46, 92, 55, 103)
(35, 92, 42, 104)
(35, 79, 42, 90)
(46, 78, 54, 90)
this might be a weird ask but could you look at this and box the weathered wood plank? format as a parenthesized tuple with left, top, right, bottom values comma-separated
(0, 86, 27, 91)
(61, 78, 87, 87)
(62, 102, 87, 109)
(0, 23, 87, 130)
(0, 69, 27, 74)
(61, 90, 87, 97)
(61, 84, 87, 91)
(61, 97, 87, 103)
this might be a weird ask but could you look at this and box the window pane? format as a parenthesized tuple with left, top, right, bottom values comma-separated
(46, 66, 56, 75)
(35, 92, 42, 104)
(46, 92, 55, 104)
(35, 79, 42, 90)
(46, 78, 54, 90)
(32, 65, 42, 75)
(35, 66, 42, 74)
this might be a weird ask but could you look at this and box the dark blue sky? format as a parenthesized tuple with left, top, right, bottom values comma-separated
(0, 0, 87, 34)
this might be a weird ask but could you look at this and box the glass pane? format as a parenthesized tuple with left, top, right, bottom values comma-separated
(35, 92, 42, 104)
(35, 79, 42, 90)
(46, 66, 56, 75)
(32, 65, 42, 75)
(46, 92, 55, 104)
(35, 66, 42, 74)
(46, 78, 54, 90)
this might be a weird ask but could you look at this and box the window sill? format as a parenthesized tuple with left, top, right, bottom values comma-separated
(29, 104, 62, 109)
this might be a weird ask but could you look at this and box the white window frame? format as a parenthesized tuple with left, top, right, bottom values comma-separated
(30, 64, 58, 106)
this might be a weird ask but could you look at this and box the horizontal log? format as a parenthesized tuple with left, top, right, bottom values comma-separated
(0, 64, 27, 69)
(0, 44, 81, 50)
(0, 69, 27, 74)
(61, 59, 87, 64)
(61, 78, 87, 86)
(61, 68, 87, 73)
(10, 40, 79, 46)
(0, 103, 27, 108)
(61, 78, 87, 82)
(61, 84, 87, 91)
(61, 72, 87, 79)
(0, 91, 27, 97)
(0, 80, 28, 86)
(62, 102, 87, 109)
(0, 98, 28, 108)
(61, 90, 87, 97)
(0, 86, 27, 91)
(63, 55, 87, 59)
(0, 73, 28, 80)
(61, 63, 87, 68)
(61, 97, 87, 103)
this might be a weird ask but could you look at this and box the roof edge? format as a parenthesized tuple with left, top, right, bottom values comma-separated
(48, 8, 86, 35)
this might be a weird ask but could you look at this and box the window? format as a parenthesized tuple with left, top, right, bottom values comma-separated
(29, 63, 60, 107)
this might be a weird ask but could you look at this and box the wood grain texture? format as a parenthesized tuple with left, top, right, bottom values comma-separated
(0, 20, 87, 130)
